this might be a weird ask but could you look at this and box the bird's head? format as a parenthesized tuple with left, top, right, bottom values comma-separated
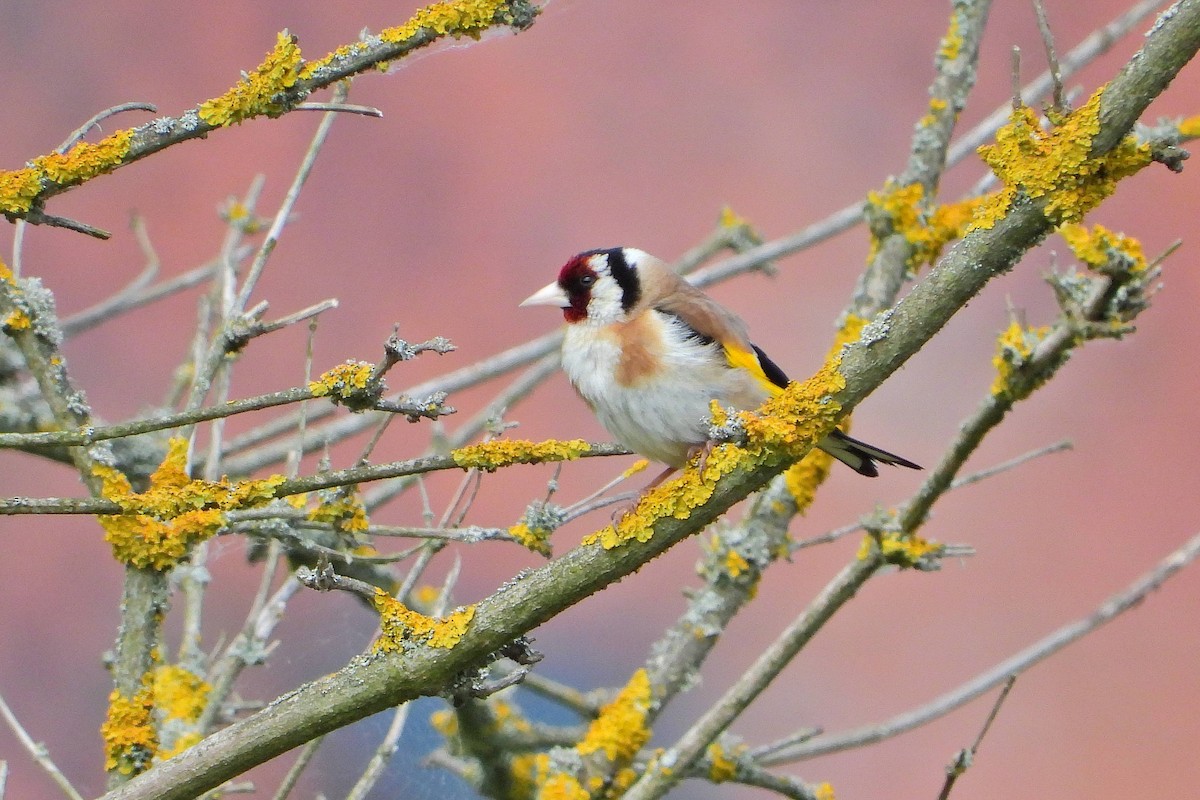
(520, 247, 650, 324)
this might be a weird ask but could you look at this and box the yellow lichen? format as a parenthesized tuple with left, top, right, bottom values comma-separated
(299, 0, 525, 79)
(0, 167, 44, 214)
(430, 708, 458, 736)
(372, 589, 474, 653)
(492, 698, 533, 734)
(101, 687, 157, 775)
(990, 320, 1051, 399)
(0, 129, 134, 213)
(577, 669, 653, 763)
(219, 199, 264, 233)
(508, 521, 553, 557)
(866, 182, 983, 270)
(622, 458, 650, 479)
(857, 531, 942, 568)
(1059, 223, 1147, 273)
(723, 548, 750, 578)
(537, 773, 591, 800)
(157, 731, 203, 761)
(32, 130, 134, 185)
(412, 584, 442, 608)
(380, 0, 510, 44)
(95, 437, 286, 570)
(510, 752, 544, 798)
(925, 196, 985, 258)
(937, 10, 962, 62)
(308, 359, 376, 399)
(972, 88, 1151, 230)
(451, 438, 591, 472)
(198, 31, 305, 127)
(1178, 115, 1200, 139)
(919, 96, 949, 129)
(816, 782, 837, 800)
(707, 741, 742, 783)
(718, 204, 763, 242)
(152, 664, 210, 723)
(719, 205, 748, 229)
(784, 314, 866, 509)
(308, 489, 370, 533)
(3, 309, 31, 331)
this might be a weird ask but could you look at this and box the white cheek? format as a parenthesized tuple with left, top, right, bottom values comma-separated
(585, 280, 626, 325)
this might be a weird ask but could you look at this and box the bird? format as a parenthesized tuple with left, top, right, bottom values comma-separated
(520, 247, 921, 485)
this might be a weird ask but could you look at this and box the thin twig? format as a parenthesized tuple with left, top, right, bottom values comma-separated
(11, 221, 26, 279)
(200, 575, 301, 735)
(937, 676, 1017, 800)
(519, 673, 603, 717)
(1032, 0, 1066, 112)
(761, 530, 1200, 764)
(362, 352, 564, 510)
(344, 704, 409, 800)
(0, 386, 321, 448)
(295, 102, 382, 117)
(235, 82, 350, 311)
(0, 691, 85, 800)
(56, 102, 157, 152)
(21, 208, 111, 239)
(1012, 46, 1023, 108)
(790, 441, 1072, 552)
(269, 736, 324, 800)
(747, 727, 823, 761)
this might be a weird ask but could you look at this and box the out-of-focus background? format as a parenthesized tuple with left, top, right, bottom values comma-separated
(1, 2, 1197, 798)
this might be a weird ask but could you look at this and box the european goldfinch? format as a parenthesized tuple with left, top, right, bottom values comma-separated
(520, 247, 920, 481)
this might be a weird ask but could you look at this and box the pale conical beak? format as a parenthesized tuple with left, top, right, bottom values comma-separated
(520, 281, 570, 308)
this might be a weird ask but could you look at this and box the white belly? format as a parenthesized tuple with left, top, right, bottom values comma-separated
(561, 318, 768, 468)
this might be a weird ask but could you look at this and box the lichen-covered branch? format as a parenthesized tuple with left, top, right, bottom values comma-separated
(0, 1, 542, 233)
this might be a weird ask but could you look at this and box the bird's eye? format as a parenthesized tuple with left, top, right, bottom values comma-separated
(579, 275, 596, 287)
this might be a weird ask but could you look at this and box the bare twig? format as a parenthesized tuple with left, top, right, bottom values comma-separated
(20, 207, 111, 239)
(747, 727, 823, 761)
(55, 102, 158, 152)
(269, 736, 324, 800)
(937, 676, 1017, 800)
(295, 101, 382, 117)
(295, 563, 378, 602)
(235, 82, 350, 311)
(519, 673, 603, 718)
(791, 441, 1072, 552)
(1012, 46, 1024, 108)
(200, 574, 301, 735)
(344, 704, 409, 800)
(762, 531, 1200, 764)
(0, 386, 321, 448)
(1032, 0, 1066, 112)
(0, 691, 85, 800)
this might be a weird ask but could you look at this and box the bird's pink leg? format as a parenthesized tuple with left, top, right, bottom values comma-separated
(644, 465, 678, 489)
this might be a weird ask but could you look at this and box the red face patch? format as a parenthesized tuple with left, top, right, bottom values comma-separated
(557, 255, 597, 323)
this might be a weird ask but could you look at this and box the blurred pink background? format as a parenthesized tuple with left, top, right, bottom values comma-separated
(1, 2, 1197, 798)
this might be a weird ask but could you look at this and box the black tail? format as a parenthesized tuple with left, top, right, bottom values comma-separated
(817, 429, 922, 477)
